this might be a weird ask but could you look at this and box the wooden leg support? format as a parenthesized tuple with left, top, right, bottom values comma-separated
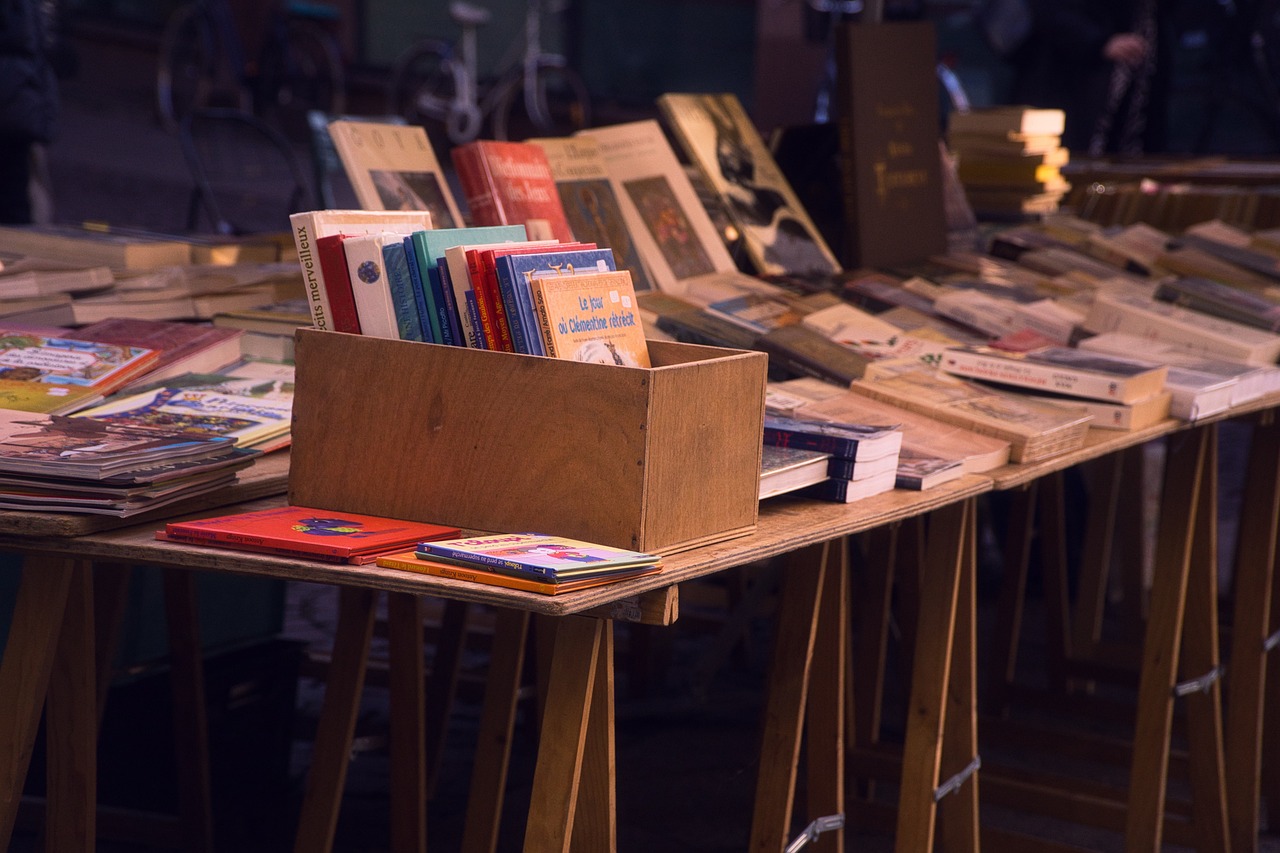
(45, 560, 96, 853)
(387, 592, 427, 853)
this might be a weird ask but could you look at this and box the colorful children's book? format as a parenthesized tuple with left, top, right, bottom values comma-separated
(494, 246, 617, 355)
(162, 504, 461, 562)
(66, 318, 243, 388)
(0, 330, 160, 415)
(376, 550, 663, 594)
(529, 269, 650, 367)
(415, 531, 661, 579)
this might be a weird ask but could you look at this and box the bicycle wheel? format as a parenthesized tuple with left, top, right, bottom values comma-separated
(257, 18, 346, 139)
(387, 40, 460, 147)
(156, 2, 219, 132)
(489, 56, 592, 141)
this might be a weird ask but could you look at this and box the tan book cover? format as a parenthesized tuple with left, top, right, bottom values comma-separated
(657, 92, 840, 278)
(530, 269, 650, 367)
(326, 119, 464, 229)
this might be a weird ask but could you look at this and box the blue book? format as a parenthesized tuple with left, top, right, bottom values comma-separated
(380, 239, 426, 342)
(462, 290, 488, 349)
(401, 235, 439, 343)
(407, 225, 527, 349)
(434, 259, 464, 347)
(494, 248, 617, 356)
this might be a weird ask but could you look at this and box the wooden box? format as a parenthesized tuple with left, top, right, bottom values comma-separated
(288, 329, 768, 554)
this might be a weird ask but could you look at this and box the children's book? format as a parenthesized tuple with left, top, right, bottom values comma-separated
(0, 330, 160, 415)
(451, 140, 576, 243)
(66, 318, 243, 389)
(494, 246, 617, 356)
(162, 504, 461, 562)
(376, 550, 663, 594)
(326, 119, 464, 228)
(529, 269, 651, 367)
(416, 531, 661, 579)
(472, 241, 594, 353)
(657, 92, 841, 277)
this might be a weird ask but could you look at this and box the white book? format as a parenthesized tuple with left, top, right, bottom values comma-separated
(1083, 292, 1280, 365)
(938, 345, 1169, 404)
(288, 209, 434, 332)
(342, 233, 400, 339)
(802, 302, 950, 368)
(933, 289, 1026, 338)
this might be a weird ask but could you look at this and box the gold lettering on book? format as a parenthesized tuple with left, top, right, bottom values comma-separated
(873, 162, 929, 205)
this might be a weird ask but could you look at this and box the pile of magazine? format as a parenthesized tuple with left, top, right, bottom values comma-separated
(0, 407, 258, 516)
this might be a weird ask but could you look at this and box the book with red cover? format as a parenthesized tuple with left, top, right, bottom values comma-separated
(469, 241, 596, 353)
(161, 504, 460, 561)
(67, 317, 243, 387)
(451, 140, 576, 244)
(314, 234, 363, 334)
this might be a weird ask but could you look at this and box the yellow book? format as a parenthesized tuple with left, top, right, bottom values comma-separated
(530, 269, 651, 367)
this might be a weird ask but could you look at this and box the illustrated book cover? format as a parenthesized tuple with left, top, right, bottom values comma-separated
(326, 119, 464, 228)
(529, 134, 653, 291)
(657, 92, 841, 277)
(450, 140, 576, 244)
(66, 318, 243, 388)
(415, 531, 661, 579)
(376, 550, 663, 594)
(0, 330, 160, 415)
(162, 504, 461, 561)
(529, 269, 651, 366)
(494, 246, 616, 355)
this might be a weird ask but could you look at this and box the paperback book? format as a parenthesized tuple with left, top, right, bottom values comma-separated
(326, 119, 464, 227)
(416, 532, 662, 580)
(759, 444, 831, 500)
(376, 550, 663, 594)
(938, 345, 1169, 404)
(762, 414, 903, 461)
(0, 330, 160, 415)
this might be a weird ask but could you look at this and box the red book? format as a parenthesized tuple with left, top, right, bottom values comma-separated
(478, 242, 597, 354)
(315, 234, 362, 334)
(451, 141, 576, 244)
(67, 318, 243, 385)
(161, 505, 460, 561)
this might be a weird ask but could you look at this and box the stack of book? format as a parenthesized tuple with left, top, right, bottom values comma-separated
(0, 328, 162, 415)
(948, 106, 1069, 218)
(0, 407, 258, 516)
(212, 298, 310, 362)
(376, 532, 664, 595)
(762, 414, 903, 503)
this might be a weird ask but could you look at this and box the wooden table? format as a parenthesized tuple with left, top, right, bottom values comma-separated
(0, 467, 992, 853)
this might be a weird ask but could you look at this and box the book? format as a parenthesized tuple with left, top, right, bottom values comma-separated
(450, 140, 576, 243)
(938, 345, 1169, 404)
(894, 451, 965, 490)
(0, 223, 192, 271)
(312, 233, 362, 334)
(798, 468, 897, 503)
(835, 21, 948, 269)
(416, 531, 661, 580)
(577, 119, 763, 299)
(212, 298, 311, 336)
(325, 119, 464, 228)
(757, 322, 912, 385)
(528, 134, 654, 291)
(705, 292, 803, 335)
(162, 504, 461, 562)
(1152, 276, 1280, 333)
(341, 233, 401, 339)
(0, 260, 114, 297)
(400, 235, 440, 344)
(1019, 388, 1173, 431)
(380, 235, 427, 342)
(947, 132, 1064, 158)
(1083, 291, 1280, 366)
(375, 550, 663, 594)
(947, 106, 1066, 138)
(656, 92, 841, 277)
(800, 301, 950, 369)
(494, 246, 616, 355)
(0, 330, 161, 415)
(288, 209, 436, 332)
(849, 367, 1093, 463)
(474, 241, 596, 354)
(65, 318, 241, 389)
(529, 269, 651, 366)
(762, 414, 903, 461)
(758, 444, 832, 500)
(825, 451, 901, 482)
(443, 238, 553, 349)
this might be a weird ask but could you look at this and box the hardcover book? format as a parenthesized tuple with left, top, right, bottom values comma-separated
(450, 140, 576, 243)
(938, 345, 1169, 404)
(408, 224, 529, 347)
(475, 241, 596, 354)
(762, 414, 903, 461)
(657, 92, 841, 277)
(326, 119, 464, 228)
(835, 21, 948, 268)
(375, 550, 663, 594)
(494, 246, 616, 355)
(341, 233, 402, 340)
(163, 504, 461, 562)
(530, 269, 651, 367)
(416, 531, 661, 580)
(528, 134, 653, 291)
(67, 318, 242, 389)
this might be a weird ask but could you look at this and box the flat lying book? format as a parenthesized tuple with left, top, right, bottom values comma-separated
(162, 505, 461, 562)
(376, 550, 663, 594)
(416, 532, 661, 580)
(763, 415, 903, 461)
(938, 345, 1168, 404)
(759, 444, 831, 500)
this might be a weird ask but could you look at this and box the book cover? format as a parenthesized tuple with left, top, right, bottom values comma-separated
(758, 444, 831, 500)
(0, 330, 160, 415)
(494, 247, 616, 356)
(326, 119, 464, 228)
(289, 210, 435, 332)
(757, 323, 892, 385)
(578, 120, 747, 298)
(157, 529, 393, 564)
(376, 550, 663, 594)
(894, 451, 965, 490)
(450, 140, 576, 243)
(164, 504, 461, 560)
(835, 21, 948, 269)
(380, 236, 427, 342)
(67, 318, 242, 387)
(705, 292, 803, 335)
(313, 233, 362, 334)
(938, 345, 1169, 403)
(763, 414, 902, 461)
(77, 382, 294, 449)
(529, 134, 654, 291)
(657, 92, 841, 277)
(342, 233, 401, 340)
(434, 258, 464, 347)
(530, 269, 651, 367)
(415, 531, 660, 579)
(400, 234, 440, 344)
(476, 242, 595, 354)
(409, 225, 529, 348)
(800, 302, 949, 369)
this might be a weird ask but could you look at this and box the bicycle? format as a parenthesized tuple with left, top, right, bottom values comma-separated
(156, 0, 346, 138)
(385, 0, 592, 146)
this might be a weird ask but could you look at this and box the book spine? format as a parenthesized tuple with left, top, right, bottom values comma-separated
(313, 234, 361, 333)
(381, 240, 427, 342)
(494, 258, 536, 354)
(1086, 298, 1265, 363)
(444, 251, 482, 348)
(530, 281, 559, 357)
(465, 251, 505, 351)
(379, 553, 558, 594)
(435, 259, 464, 347)
(161, 531, 350, 563)
(463, 291, 489, 349)
(345, 236, 400, 339)
(762, 427, 859, 458)
(409, 233, 446, 343)
(163, 525, 347, 557)
(1153, 280, 1280, 333)
(482, 252, 516, 352)
(402, 236, 441, 344)
(415, 543, 556, 577)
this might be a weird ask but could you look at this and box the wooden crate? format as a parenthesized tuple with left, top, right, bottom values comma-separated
(288, 329, 768, 554)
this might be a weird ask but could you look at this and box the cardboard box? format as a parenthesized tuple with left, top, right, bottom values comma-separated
(289, 330, 768, 554)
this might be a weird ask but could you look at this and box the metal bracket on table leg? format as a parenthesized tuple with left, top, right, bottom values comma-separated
(933, 756, 981, 802)
(783, 814, 845, 853)
(1173, 665, 1225, 697)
